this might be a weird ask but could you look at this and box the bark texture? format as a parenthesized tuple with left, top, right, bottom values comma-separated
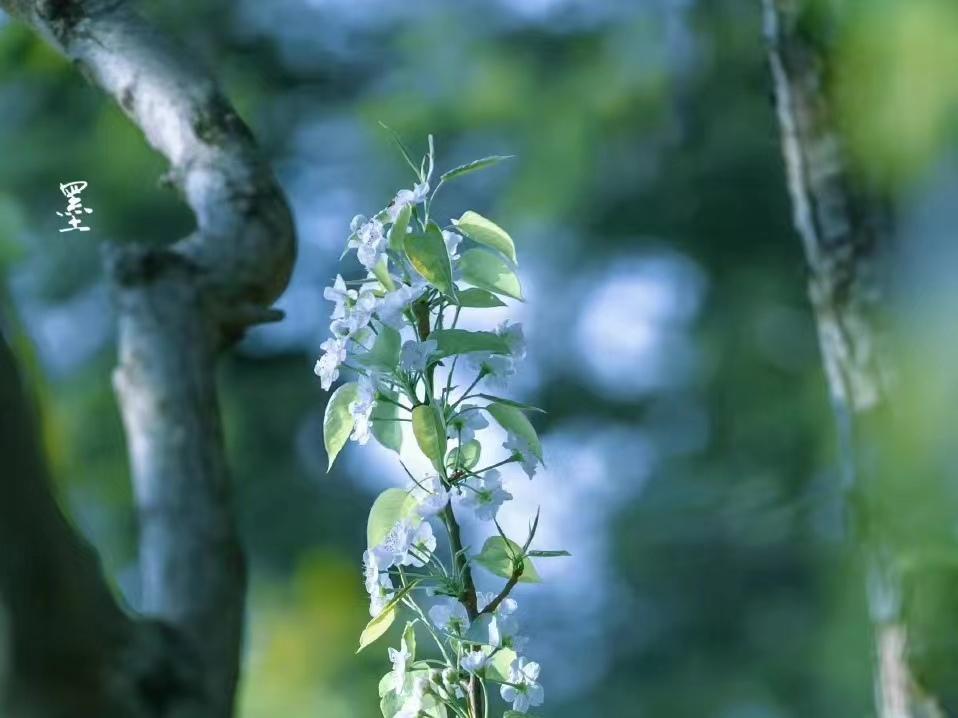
(0, 0, 295, 716)
(762, 1, 942, 717)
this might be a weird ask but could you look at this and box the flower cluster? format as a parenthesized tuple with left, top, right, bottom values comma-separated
(316, 136, 563, 718)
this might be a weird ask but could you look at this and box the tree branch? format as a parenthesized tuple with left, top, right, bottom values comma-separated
(0, 1, 296, 715)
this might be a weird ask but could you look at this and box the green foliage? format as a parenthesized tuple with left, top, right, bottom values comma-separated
(367, 488, 418, 548)
(429, 329, 510, 359)
(404, 223, 455, 296)
(411, 404, 447, 472)
(324, 382, 358, 470)
(485, 403, 542, 461)
(454, 210, 517, 264)
(458, 249, 523, 301)
(473, 536, 540, 583)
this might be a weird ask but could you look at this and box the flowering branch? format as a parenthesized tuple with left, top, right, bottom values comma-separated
(315, 136, 564, 717)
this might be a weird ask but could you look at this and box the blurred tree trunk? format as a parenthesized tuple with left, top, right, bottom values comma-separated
(0, 1, 295, 716)
(763, 1, 951, 717)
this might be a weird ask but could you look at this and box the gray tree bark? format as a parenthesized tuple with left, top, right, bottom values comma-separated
(762, 1, 944, 717)
(0, 1, 295, 716)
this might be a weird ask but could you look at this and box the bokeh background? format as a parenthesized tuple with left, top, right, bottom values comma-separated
(3, 0, 958, 715)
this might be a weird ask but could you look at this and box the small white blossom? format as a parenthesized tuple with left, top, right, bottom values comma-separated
(500, 658, 544, 714)
(414, 476, 450, 518)
(355, 217, 387, 269)
(395, 676, 429, 718)
(324, 274, 354, 320)
(388, 637, 412, 693)
(460, 469, 512, 521)
(372, 519, 415, 568)
(496, 321, 526, 361)
(504, 434, 539, 479)
(350, 214, 367, 233)
(314, 337, 347, 390)
(467, 352, 515, 390)
(460, 648, 489, 673)
(349, 376, 377, 444)
(428, 597, 469, 634)
(367, 570, 394, 618)
(442, 230, 462, 261)
(378, 282, 426, 329)
(403, 520, 437, 568)
(388, 181, 430, 222)
(446, 404, 488, 444)
(400, 339, 437, 373)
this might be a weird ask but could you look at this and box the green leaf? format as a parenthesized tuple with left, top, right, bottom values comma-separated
(372, 255, 396, 291)
(412, 404, 447, 472)
(454, 210, 517, 264)
(357, 580, 420, 653)
(473, 536, 540, 583)
(430, 329, 510, 359)
(367, 488, 418, 548)
(388, 203, 412, 252)
(454, 287, 507, 308)
(440, 155, 514, 183)
(404, 223, 454, 296)
(485, 402, 543, 462)
(458, 249, 523, 301)
(371, 393, 402, 453)
(378, 671, 397, 698)
(446, 439, 481, 471)
(476, 393, 546, 413)
(324, 382, 358, 471)
(359, 602, 396, 653)
(486, 647, 518, 683)
(380, 691, 403, 717)
(402, 621, 417, 663)
(527, 550, 571, 558)
(358, 323, 402, 370)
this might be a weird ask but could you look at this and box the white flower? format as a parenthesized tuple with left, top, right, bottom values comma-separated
(363, 549, 383, 594)
(500, 658, 544, 714)
(446, 405, 488, 444)
(504, 434, 539, 479)
(378, 282, 426, 329)
(367, 569, 394, 618)
(349, 376, 377, 444)
(395, 676, 429, 718)
(324, 274, 354, 320)
(354, 217, 387, 270)
(388, 181, 430, 222)
(467, 352, 515, 390)
(460, 469, 512, 521)
(372, 519, 415, 568)
(460, 648, 489, 673)
(442, 230, 462, 261)
(400, 339, 437, 373)
(350, 214, 367, 233)
(388, 637, 412, 693)
(314, 337, 347, 390)
(496, 321, 526, 361)
(428, 597, 469, 634)
(414, 476, 450, 518)
(402, 520, 437, 568)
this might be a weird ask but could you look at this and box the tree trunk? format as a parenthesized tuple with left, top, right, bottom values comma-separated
(0, 1, 295, 716)
(762, 1, 945, 716)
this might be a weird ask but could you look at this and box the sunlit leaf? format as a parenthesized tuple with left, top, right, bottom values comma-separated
(357, 581, 420, 653)
(473, 536, 540, 583)
(486, 647, 518, 683)
(476, 393, 545, 413)
(367, 488, 418, 548)
(440, 155, 514, 183)
(359, 324, 402, 370)
(454, 287, 507, 308)
(454, 210, 517, 264)
(412, 404, 447, 472)
(458, 248, 523, 300)
(430, 329, 510, 359)
(371, 392, 402, 453)
(485, 402, 543, 461)
(324, 382, 358, 471)
(446, 439, 481, 471)
(405, 223, 454, 296)
(388, 203, 412, 252)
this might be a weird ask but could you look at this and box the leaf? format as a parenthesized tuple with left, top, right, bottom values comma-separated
(379, 121, 421, 178)
(440, 155, 514, 183)
(378, 671, 397, 698)
(357, 580, 420, 653)
(476, 393, 545, 413)
(358, 324, 401, 370)
(454, 287, 506, 308)
(454, 210, 517, 264)
(402, 621, 417, 663)
(373, 255, 396, 290)
(473, 536, 540, 583)
(371, 393, 402, 453)
(404, 223, 454, 296)
(430, 329, 510, 359)
(388, 203, 412, 252)
(485, 402, 543, 462)
(359, 602, 396, 653)
(367, 488, 418, 548)
(458, 249, 523, 301)
(324, 382, 358, 471)
(412, 404, 447, 472)
(446, 439, 481, 471)
(380, 691, 403, 717)
(527, 550, 571, 558)
(486, 647, 518, 683)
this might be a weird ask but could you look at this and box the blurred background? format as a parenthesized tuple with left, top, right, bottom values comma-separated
(3, 0, 958, 715)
